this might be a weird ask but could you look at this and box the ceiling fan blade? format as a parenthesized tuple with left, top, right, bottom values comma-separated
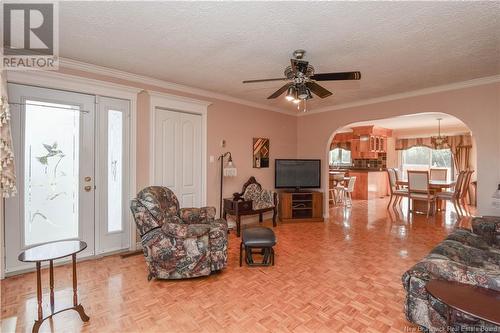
(306, 82, 332, 98)
(291, 59, 309, 75)
(310, 71, 361, 81)
(267, 83, 292, 99)
(242, 78, 288, 83)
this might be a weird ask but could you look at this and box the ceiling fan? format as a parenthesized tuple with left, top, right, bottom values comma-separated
(242, 49, 361, 111)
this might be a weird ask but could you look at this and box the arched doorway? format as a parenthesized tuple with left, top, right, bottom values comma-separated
(324, 112, 476, 217)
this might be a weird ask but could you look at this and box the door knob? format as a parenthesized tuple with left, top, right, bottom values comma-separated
(84, 185, 92, 192)
(84, 176, 92, 182)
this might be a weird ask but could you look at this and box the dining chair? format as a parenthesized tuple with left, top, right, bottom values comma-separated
(393, 168, 403, 188)
(328, 177, 335, 205)
(387, 168, 408, 209)
(430, 168, 447, 181)
(459, 170, 474, 216)
(329, 173, 345, 205)
(407, 170, 436, 218)
(339, 176, 356, 207)
(435, 170, 466, 218)
(394, 168, 409, 206)
(329, 187, 335, 205)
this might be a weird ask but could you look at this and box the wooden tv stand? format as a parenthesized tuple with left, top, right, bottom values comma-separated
(279, 191, 324, 222)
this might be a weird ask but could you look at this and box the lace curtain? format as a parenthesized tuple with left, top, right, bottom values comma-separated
(0, 71, 16, 197)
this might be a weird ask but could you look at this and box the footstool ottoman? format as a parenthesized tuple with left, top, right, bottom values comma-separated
(239, 227, 276, 266)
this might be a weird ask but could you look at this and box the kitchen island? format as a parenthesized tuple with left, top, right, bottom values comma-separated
(331, 169, 389, 200)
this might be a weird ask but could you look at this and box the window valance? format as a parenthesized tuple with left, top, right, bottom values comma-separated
(395, 134, 472, 151)
(330, 141, 351, 151)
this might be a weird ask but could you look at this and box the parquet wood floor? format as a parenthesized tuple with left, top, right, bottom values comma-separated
(1, 199, 472, 333)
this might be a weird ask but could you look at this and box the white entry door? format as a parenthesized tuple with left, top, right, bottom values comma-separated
(96, 96, 130, 254)
(153, 108, 202, 207)
(5, 84, 132, 274)
(5, 84, 96, 273)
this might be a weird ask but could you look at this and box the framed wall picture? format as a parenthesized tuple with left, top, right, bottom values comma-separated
(253, 138, 269, 168)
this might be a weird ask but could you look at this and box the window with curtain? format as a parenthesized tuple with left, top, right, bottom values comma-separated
(400, 147, 453, 180)
(329, 148, 351, 166)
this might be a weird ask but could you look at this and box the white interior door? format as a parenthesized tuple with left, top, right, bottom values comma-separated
(5, 83, 96, 273)
(96, 96, 130, 254)
(153, 108, 202, 207)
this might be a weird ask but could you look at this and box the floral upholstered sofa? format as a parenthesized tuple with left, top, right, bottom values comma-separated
(130, 186, 228, 280)
(402, 216, 500, 332)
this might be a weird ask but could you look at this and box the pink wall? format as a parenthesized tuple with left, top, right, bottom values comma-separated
(205, 100, 297, 207)
(58, 67, 499, 216)
(297, 82, 500, 216)
(58, 68, 297, 211)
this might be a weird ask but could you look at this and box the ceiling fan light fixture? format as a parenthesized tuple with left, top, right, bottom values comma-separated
(242, 49, 361, 112)
(297, 85, 309, 99)
(285, 86, 295, 101)
(306, 87, 313, 100)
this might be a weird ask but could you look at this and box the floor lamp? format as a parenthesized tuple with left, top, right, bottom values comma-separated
(218, 152, 237, 218)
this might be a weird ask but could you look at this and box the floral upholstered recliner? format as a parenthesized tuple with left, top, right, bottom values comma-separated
(402, 216, 500, 332)
(130, 186, 228, 280)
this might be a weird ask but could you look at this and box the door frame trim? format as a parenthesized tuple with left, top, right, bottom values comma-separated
(149, 91, 211, 206)
(3, 71, 140, 278)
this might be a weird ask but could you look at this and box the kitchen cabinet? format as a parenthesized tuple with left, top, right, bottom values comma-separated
(331, 126, 392, 160)
(350, 139, 360, 159)
(352, 136, 378, 159)
(351, 126, 392, 156)
(369, 135, 387, 153)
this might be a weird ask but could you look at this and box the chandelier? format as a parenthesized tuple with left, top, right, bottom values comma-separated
(432, 118, 448, 149)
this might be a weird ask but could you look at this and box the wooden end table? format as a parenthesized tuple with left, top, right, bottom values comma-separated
(425, 279, 500, 329)
(18, 240, 90, 333)
(223, 198, 277, 237)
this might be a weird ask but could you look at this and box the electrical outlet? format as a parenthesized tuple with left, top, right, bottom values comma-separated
(209, 155, 215, 163)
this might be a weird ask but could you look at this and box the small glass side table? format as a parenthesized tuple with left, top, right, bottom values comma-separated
(18, 240, 90, 333)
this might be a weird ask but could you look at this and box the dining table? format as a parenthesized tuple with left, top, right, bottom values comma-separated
(397, 179, 456, 212)
(396, 179, 455, 189)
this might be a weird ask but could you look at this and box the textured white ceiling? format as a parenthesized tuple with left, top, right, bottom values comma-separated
(337, 113, 468, 133)
(59, 2, 500, 113)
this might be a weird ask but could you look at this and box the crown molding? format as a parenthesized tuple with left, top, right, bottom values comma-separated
(58, 58, 499, 118)
(148, 91, 212, 108)
(298, 74, 500, 116)
(6, 69, 142, 99)
(59, 57, 292, 115)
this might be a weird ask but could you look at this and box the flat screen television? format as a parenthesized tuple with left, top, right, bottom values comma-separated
(275, 159, 321, 189)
